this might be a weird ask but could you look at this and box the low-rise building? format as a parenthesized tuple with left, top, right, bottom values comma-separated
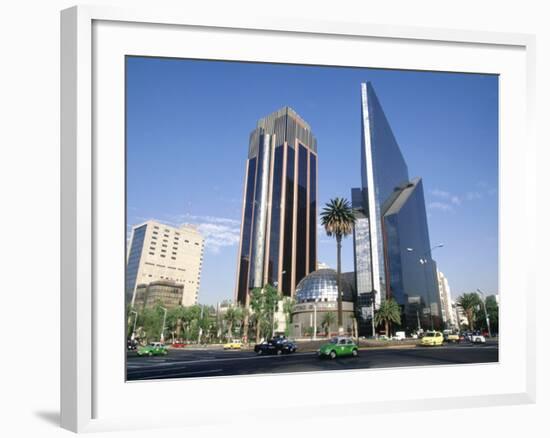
(134, 280, 185, 310)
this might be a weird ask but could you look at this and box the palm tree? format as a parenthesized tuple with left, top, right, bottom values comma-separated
(457, 293, 480, 331)
(320, 197, 356, 333)
(282, 297, 295, 336)
(321, 311, 336, 336)
(223, 306, 243, 339)
(374, 298, 401, 336)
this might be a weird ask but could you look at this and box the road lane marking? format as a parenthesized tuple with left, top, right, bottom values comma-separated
(133, 368, 224, 380)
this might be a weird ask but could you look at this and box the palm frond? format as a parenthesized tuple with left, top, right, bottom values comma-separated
(320, 197, 356, 238)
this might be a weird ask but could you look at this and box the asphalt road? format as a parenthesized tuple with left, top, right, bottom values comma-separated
(126, 342, 498, 381)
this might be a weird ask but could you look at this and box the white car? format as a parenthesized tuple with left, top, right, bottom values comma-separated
(471, 334, 486, 343)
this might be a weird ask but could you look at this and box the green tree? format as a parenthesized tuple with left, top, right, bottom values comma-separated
(223, 305, 243, 339)
(321, 311, 336, 336)
(166, 306, 186, 340)
(320, 197, 356, 333)
(249, 284, 280, 341)
(474, 295, 499, 335)
(374, 299, 401, 336)
(140, 304, 166, 343)
(282, 297, 295, 336)
(457, 293, 481, 331)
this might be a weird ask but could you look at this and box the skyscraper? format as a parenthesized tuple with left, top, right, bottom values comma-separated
(235, 107, 317, 305)
(352, 82, 441, 334)
(126, 220, 204, 307)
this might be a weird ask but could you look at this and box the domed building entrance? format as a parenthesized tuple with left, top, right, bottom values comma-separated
(290, 269, 356, 339)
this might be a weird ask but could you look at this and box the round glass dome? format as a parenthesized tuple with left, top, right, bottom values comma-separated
(295, 269, 354, 303)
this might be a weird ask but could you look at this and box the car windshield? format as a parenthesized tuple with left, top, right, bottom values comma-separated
(424, 333, 435, 337)
(329, 338, 339, 344)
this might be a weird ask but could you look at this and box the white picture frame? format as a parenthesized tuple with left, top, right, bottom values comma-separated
(60, 4, 536, 433)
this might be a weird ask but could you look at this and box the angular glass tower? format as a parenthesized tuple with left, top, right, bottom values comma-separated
(353, 82, 441, 334)
(235, 107, 318, 305)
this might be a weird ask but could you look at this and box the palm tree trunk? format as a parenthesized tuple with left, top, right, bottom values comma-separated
(336, 234, 343, 334)
(385, 321, 389, 337)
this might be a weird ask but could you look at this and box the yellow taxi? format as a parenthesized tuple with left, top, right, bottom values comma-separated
(223, 339, 243, 350)
(421, 331, 444, 346)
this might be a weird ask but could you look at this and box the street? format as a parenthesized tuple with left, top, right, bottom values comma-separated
(126, 341, 498, 381)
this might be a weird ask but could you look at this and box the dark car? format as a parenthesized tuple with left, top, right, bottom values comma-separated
(127, 339, 138, 351)
(254, 338, 297, 355)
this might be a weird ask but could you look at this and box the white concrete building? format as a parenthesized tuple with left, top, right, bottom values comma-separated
(126, 220, 204, 307)
(452, 300, 469, 328)
(437, 271, 457, 330)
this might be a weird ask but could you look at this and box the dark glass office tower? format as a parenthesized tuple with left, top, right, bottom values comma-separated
(352, 82, 441, 334)
(235, 107, 318, 305)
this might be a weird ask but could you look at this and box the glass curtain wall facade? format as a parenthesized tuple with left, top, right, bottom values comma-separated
(383, 178, 441, 330)
(352, 82, 441, 335)
(126, 224, 147, 303)
(236, 107, 318, 305)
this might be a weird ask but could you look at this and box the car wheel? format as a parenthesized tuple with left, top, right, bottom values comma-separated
(276, 349, 283, 356)
(257, 349, 263, 355)
(329, 351, 337, 360)
(352, 349, 358, 357)
(148, 352, 153, 357)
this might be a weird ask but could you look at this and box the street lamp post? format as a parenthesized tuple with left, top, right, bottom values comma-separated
(476, 288, 492, 338)
(130, 310, 138, 340)
(159, 306, 167, 344)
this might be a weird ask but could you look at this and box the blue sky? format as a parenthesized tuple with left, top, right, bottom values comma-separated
(126, 57, 499, 305)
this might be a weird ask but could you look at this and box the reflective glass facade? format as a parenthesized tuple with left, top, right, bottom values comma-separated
(267, 145, 284, 284)
(125, 224, 147, 304)
(384, 178, 441, 330)
(236, 107, 317, 304)
(353, 83, 441, 334)
(295, 269, 354, 304)
(282, 146, 295, 296)
(308, 153, 317, 273)
(237, 158, 257, 304)
(295, 144, 308, 284)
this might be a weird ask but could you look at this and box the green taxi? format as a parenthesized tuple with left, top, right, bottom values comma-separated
(137, 342, 168, 357)
(318, 337, 359, 359)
